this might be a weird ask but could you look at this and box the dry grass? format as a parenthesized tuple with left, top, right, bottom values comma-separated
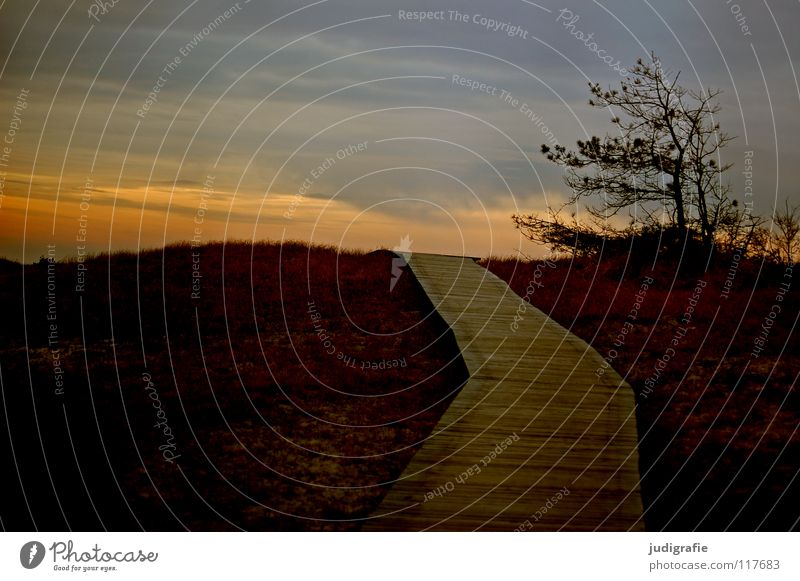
(482, 247, 800, 531)
(3, 240, 796, 531)
(0, 242, 467, 530)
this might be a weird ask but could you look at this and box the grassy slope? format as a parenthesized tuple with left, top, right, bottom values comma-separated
(483, 248, 799, 531)
(3, 241, 797, 531)
(0, 242, 467, 531)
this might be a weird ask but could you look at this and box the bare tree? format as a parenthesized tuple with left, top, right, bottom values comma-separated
(772, 200, 800, 265)
(540, 53, 734, 247)
(715, 203, 767, 257)
(511, 210, 609, 256)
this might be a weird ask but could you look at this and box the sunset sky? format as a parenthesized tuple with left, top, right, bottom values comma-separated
(1, 0, 798, 262)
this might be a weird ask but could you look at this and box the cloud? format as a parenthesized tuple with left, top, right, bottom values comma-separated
(1, 0, 798, 260)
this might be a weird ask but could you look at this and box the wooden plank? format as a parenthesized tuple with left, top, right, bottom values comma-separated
(363, 253, 644, 531)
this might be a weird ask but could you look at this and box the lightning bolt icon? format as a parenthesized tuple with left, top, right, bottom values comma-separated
(390, 235, 413, 291)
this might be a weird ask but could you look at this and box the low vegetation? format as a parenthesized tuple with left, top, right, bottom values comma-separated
(2, 234, 796, 531)
(0, 242, 468, 530)
(483, 245, 799, 530)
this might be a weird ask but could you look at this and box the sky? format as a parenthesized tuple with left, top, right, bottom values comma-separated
(0, 0, 798, 261)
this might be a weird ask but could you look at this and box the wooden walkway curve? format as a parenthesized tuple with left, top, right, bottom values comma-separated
(364, 253, 644, 531)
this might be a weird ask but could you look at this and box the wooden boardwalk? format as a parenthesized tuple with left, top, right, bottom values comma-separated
(364, 253, 644, 531)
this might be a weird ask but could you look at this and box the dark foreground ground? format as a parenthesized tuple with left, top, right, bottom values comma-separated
(0, 243, 468, 530)
(484, 245, 799, 531)
(1, 241, 797, 530)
